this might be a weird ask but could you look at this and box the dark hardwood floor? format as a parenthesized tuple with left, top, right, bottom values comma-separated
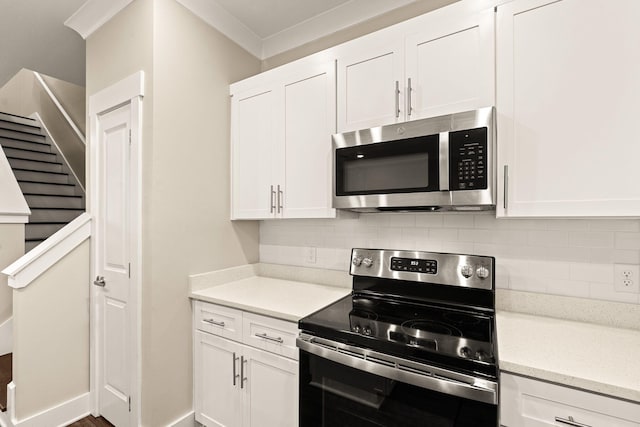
(0, 353, 11, 412)
(67, 415, 114, 427)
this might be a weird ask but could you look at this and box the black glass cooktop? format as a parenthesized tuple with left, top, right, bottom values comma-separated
(299, 293, 497, 379)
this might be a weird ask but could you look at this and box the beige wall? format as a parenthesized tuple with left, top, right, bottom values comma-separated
(261, 0, 460, 71)
(41, 74, 86, 135)
(0, 224, 24, 326)
(87, 0, 260, 425)
(12, 239, 90, 421)
(144, 1, 260, 424)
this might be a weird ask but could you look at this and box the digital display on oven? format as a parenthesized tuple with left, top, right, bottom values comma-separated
(390, 257, 437, 274)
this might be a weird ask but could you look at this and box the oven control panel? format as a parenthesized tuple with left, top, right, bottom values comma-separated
(390, 257, 437, 274)
(350, 248, 494, 291)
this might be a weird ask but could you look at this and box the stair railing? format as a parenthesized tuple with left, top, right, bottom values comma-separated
(1, 213, 91, 289)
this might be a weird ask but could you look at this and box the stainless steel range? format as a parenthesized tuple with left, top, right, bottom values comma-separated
(297, 248, 499, 426)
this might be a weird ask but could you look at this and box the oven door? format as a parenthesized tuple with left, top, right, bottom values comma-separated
(298, 336, 498, 427)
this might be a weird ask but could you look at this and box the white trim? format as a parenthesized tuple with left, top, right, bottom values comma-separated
(177, 0, 417, 60)
(88, 70, 143, 427)
(168, 411, 196, 427)
(176, 0, 263, 58)
(33, 72, 86, 145)
(0, 317, 12, 356)
(32, 113, 85, 193)
(261, 0, 414, 59)
(7, 384, 90, 427)
(89, 71, 145, 117)
(64, 0, 134, 40)
(1, 213, 91, 289)
(0, 215, 27, 224)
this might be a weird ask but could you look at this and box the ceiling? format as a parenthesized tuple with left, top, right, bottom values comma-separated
(0, 0, 86, 88)
(177, 0, 418, 59)
(0, 0, 423, 89)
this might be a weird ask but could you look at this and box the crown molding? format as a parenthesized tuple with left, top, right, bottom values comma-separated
(176, 0, 263, 58)
(64, 0, 134, 39)
(177, 0, 415, 60)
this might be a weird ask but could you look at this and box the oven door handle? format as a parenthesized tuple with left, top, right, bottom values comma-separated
(297, 335, 498, 405)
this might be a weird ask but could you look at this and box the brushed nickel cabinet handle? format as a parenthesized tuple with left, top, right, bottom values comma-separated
(240, 355, 247, 389)
(255, 332, 284, 344)
(277, 185, 283, 214)
(395, 80, 400, 118)
(203, 318, 225, 327)
(407, 78, 413, 117)
(232, 352, 239, 386)
(270, 185, 275, 214)
(503, 165, 509, 210)
(555, 416, 591, 427)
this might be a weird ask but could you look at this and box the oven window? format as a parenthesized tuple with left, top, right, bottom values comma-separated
(299, 351, 497, 427)
(335, 135, 440, 196)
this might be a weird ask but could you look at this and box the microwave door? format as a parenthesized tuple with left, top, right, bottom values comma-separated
(334, 134, 440, 198)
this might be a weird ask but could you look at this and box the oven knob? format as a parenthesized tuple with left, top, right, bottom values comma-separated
(353, 325, 361, 333)
(362, 257, 374, 268)
(459, 346, 472, 358)
(352, 256, 363, 267)
(363, 326, 372, 336)
(476, 266, 490, 280)
(460, 265, 473, 278)
(475, 350, 490, 362)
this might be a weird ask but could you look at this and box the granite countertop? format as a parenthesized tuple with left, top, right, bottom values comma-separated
(497, 311, 640, 403)
(189, 263, 640, 403)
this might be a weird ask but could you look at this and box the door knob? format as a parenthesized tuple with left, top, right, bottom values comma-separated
(93, 276, 106, 287)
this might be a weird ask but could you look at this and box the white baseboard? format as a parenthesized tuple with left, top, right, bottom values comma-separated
(0, 410, 13, 427)
(169, 410, 196, 427)
(8, 384, 90, 427)
(0, 317, 12, 356)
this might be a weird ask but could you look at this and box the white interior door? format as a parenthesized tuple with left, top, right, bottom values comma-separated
(95, 103, 133, 426)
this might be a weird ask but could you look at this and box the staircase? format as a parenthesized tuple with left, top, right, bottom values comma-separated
(0, 112, 85, 252)
(0, 353, 10, 412)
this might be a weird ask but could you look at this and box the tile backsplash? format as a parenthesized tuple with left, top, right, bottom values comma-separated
(259, 213, 640, 304)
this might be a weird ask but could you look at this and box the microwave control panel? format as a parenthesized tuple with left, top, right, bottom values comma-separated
(449, 127, 488, 191)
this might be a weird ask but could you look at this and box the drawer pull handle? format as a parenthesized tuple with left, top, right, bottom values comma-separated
(255, 332, 284, 344)
(203, 318, 225, 327)
(555, 416, 591, 427)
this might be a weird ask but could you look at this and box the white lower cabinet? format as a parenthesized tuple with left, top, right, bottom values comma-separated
(194, 301, 298, 427)
(500, 373, 640, 427)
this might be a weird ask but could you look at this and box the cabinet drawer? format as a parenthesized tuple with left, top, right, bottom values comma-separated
(501, 373, 640, 427)
(242, 312, 299, 360)
(194, 301, 243, 341)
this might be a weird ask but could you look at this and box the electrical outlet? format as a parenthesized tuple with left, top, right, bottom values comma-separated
(614, 264, 640, 293)
(304, 247, 317, 264)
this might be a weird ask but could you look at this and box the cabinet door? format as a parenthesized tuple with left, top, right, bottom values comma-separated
(405, 4, 494, 121)
(500, 373, 640, 427)
(242, 345, 298, 427)
(194, 331, 243, 427)
(336, 33, 404, 132)
(282, 61, 336, 218)
(231, 86, 280, 219)
(496, 0, 640, 217)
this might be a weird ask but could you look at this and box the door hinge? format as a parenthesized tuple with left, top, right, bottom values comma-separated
(129, 129, 132, 145)
(128, 262, 131, 278)
(128, 396, 131, 412)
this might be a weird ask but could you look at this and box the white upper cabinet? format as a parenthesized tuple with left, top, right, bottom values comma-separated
(231, 87, 278, 219)
(336, 34, 404, 132)
(496, 0, 640, 217)
(231, 57, 336, 220)
(336, 1, 495, 132)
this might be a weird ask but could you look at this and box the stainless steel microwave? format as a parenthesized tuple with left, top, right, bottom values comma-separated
(332, 107, 495, 212)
